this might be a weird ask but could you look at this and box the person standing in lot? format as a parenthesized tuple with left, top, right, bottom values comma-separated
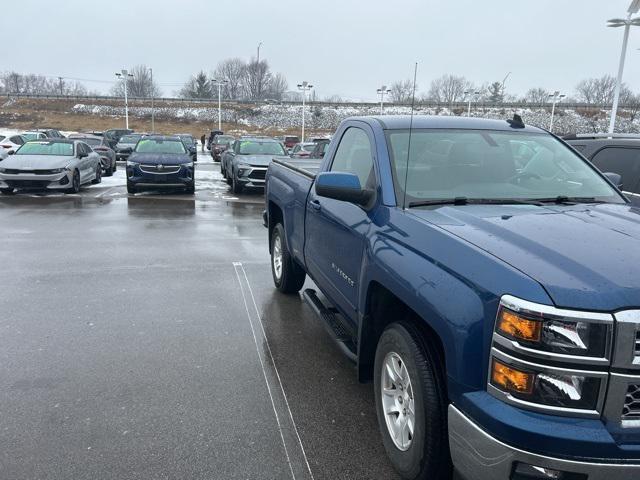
(200, 134, 206, 152)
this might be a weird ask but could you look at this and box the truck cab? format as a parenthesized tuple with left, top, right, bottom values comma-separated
(265, 115, 640, 480)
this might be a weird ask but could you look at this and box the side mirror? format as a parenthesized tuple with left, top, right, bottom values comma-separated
(78, 152, 87, 159)
(604, 172, 623, 190)
(8, 150, 15, 155)
(188, 146, 197, 154)
(122, 147, 133, 154)
(315, 172, 373, 206)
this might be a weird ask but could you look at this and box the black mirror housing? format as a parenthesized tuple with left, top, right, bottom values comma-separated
(315, 172, 374, 206)
(604, 172, 623, 190)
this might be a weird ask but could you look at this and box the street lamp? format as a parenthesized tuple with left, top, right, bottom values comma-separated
(548, 91, 566, 132)
(606, 3, 640, 133)
(211, 79, 228, 131)
(377, 85, 391, 114)
(115, 69, 134, 129)
(464, 90, 480, 116)
(257, 42, 263, 63)
(149, 67, 155, 133)
(297, 81, 313, 142)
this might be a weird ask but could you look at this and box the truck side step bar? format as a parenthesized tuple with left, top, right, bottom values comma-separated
(302, 289, 357, 363)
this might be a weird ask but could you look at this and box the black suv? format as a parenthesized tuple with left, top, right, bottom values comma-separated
(564, 133, 640, 205)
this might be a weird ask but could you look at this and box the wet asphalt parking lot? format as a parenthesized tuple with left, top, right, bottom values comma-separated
(0, 152, 401, 480)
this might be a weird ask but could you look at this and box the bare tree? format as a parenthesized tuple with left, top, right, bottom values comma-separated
(428, 74, 471, 107)
(111, 65, 161, 98)
(213, 58, 246, 100)
(266, 72, 288, 100)
(524, 87, 549, 106)
(390, 79, 415, 104)
(180, 71, 213, 99)
(243, 59, 271, 100)
(575, 75, 632, 106)
(487, 81, 504, 104)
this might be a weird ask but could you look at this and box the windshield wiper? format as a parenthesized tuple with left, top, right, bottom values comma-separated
(408, 197, 545, 208)
(532, 196, 607, 205)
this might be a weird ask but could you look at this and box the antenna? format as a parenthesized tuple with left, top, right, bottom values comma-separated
(402, 62, 418, 210)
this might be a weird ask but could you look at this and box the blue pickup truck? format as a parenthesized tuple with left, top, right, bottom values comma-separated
(264, 115, 640, 480)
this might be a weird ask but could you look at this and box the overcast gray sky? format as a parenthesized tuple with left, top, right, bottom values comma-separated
(5, 0, 639, 100)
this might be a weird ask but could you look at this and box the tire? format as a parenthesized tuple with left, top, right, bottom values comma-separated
(185, 182, 195, 194)
(1, 188, 15, 195)
(231, 171, 243, 194)
(270, 223, 306, 293)
(92, 165, 102, 184)
(67, 170, 80, 194)
(127, 181, 136, 194)
(112, 161, 117, 173)
(104, 160, 114, 177)
(374, 323, 452, 480)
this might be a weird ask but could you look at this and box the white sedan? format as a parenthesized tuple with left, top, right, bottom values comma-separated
(0, 133, 26, 154)
(0, 139, 102, 194)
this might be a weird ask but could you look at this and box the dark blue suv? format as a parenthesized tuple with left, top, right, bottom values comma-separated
(126, 135, 195, 194)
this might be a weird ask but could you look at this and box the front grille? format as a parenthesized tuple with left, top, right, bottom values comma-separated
(3, 169, 58, 175)
(635, 329, 640, 356)
(248, 169, 266, 180)
(622, 384, 640, 419)
(139, 165, 181, 175)
(6, 180, 50, 188)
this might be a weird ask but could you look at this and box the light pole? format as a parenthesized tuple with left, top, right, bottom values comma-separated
(548, 91, 566, 132)
(257, 42, 263, 63)
(149, 67, 155, 133)
(115, 69, 134, 129)
(212, 79, 228, 131)
(297, 81, 313, 142)
(377, 85, 391, 114)
(607, 2, 640, 133)
(464, 90, 480, 116)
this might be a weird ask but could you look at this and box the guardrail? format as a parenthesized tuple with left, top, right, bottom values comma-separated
(0, 93, 633, 110)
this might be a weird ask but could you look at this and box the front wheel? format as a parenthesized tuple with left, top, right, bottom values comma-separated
(92, 165, 102, 184)
(127, 181, 136, 194)
(67, 170, 80, 193)
(270, 223, 306, 293)
(374, 323, 452, 480)
(231, 171, 243, 194)
(185, 182, 195, 195)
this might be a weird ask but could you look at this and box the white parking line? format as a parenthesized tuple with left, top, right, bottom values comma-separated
(233, 262, 297, 480)
(239, 263, 316, 480)
(94, 187, 116, 198)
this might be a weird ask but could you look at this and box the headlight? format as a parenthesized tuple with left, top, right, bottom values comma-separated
(494, 295, 612, 363)
(488, 295, 613, 417)
(50, 168, 65, 174)
(127, 160, 139, 167)
(237, 163, 250, 175)
(0, 168, 6, 173)
(489, 349, 606, 414)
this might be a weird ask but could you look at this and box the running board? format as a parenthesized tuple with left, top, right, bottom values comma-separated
(302, 289, 357, 363)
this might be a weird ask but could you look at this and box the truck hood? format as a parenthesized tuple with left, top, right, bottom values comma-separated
(237, 155, 281, 167)
(410, 203, 640, 311)
(0, 154, 75, 170)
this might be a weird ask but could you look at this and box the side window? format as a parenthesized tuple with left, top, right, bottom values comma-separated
(12, 136, 24, 145)
(330, 127, 374, 187)
(591, 147, 640, 193)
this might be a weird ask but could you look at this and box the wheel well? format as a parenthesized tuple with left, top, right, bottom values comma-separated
(267, 201, 283, 253)
(358, 282, 447, 387)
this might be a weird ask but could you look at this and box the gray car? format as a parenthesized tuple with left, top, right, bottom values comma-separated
(221, 138, 288, 194)
(115, 133, 144, 161)
(0, 139, 102, 194)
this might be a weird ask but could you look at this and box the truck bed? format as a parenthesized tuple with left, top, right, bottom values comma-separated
(272, 157, 323, 177)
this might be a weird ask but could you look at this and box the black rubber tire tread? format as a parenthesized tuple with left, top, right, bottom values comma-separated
(231, 171, 243, 194)
(271, 223, 306, 294)
(126, 181, 136, 194)
(67, 170, 80, 193)
(374, 321, 452, 480)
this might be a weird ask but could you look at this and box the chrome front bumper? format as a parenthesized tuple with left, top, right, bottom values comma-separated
(449, 405, 640, 480)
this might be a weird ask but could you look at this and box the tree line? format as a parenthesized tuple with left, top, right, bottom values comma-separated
(2, 67, 639, 108)
(388, 74, 640, 107)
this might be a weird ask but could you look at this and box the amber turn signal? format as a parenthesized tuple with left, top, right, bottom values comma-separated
(497, 309, 542, 343)
(491, 359, 535, 395)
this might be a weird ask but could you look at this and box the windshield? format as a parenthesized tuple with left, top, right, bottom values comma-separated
(386, 129, 624, 205)
(238, 141, 285, 155)
(120, 135, 142, 143)
(301, 144, 315, 152)
(135, 139, 186, 154)
(21, 133, 41, 141)
(78, 138, 101, 146)
(16, 141, 74, 156)
(214, 135, 234, 144)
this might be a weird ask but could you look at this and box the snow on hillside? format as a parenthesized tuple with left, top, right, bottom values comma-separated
(71, 103, 640, 135)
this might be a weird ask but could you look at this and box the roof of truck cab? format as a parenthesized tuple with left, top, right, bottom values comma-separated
(353, 115, 547, 134)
